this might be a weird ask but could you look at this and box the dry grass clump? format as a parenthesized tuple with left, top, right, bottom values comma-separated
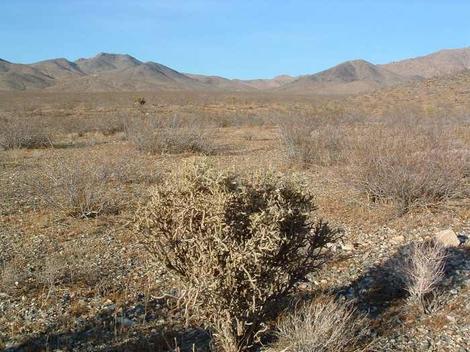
(270, 296, 367, 352)
(351, 126, 467, 212)
(124, 115, 215, 155)
(394, 241, 447, 307)
(279, 115, 347, 167)
(0, 116, 51, 150)
(135, 161, 337, 351)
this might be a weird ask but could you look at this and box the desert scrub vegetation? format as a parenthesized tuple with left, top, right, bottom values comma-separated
(33, 154, 136, 218)
(0, 116, 51, 150)
(135, 161, 338, 351)
(124, 115, 215, 155)
(270, 296, 368, 352)
(350, 125, 467, 212)
(279, 115, 348, 167)
(393, 241, 447, 310)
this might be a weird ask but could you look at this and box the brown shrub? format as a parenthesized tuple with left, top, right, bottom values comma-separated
(135, 161, 338, 351)
(270, 296, 368, 352)
(350, 126, 467, 212)
(35, 156, 124, 218)
(279, 115, 347, 167)
(0, 117, 51, 150)
(124, 115, 215, 155)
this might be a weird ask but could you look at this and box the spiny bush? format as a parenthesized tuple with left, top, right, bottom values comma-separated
(270, 296, 368, 352)
(351, 126, 467, 212)
(124, 115, 215, 155)
(0, 117, 51, 150)
(135, 162, 338, 351)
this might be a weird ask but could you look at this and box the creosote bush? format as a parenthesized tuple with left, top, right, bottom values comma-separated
(0, 117, 51, 150)
(136, 162, 338, 351)
(271, 296, 368, 352)
(124, 115, 215, 155)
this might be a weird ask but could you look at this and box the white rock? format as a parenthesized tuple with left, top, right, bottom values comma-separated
(434, 229, 460, 247)
(391, 235, 405, 243)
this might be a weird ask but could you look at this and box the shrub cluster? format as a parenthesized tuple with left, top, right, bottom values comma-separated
(36, 155, 125, 218)
(279, 116, 346, 167)
(351, 127, 466, 212)
(0, 117, 51, 150)
(124, 116, 215, 155)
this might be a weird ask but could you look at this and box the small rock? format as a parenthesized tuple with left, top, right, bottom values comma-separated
(446, 315, 456, 322)
(434, 229, 460, 247)
(340, 243, 354, 251)
(391, 235, 405, 244)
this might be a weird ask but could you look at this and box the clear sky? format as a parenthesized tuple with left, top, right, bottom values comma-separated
(1, 0, 469, 79)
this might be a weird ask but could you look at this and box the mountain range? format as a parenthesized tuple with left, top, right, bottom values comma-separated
(1, 47, 470, 94)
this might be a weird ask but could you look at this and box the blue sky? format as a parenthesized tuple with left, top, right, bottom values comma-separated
(1, 0, 469, 79)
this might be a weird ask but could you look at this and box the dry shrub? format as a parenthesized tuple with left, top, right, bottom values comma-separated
(36, 155, 124, 218)
(0, 116, 51, 150)
(93, 114, 127, 136)
(271, 296, 368, 352)
(57, 114, 126, 137)
(135, 161, 337, 351)
(124, 115, 215, 155)
(279, 115, 347, 167)
(351, 126, 467, 212)
(394, 241, 447, 307)
(214, 114, 266, 128)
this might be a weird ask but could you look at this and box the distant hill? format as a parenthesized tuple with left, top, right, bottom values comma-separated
(381, 47, 470, 78)
(239, 75, 296, 89)
(278, 60, 411, 94)
(31, 58, 85, 79)
(75, 53, 142, 74)
(52, 55, 207, 92)
(185, 74, 256, 91)
(1, 47, 470, 94)
(0, 59, 55, 90)
(350, 69, 470, 113)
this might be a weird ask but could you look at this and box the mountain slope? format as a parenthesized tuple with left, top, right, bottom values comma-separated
(50, 60, 208, 92)
(382, 47, 470, 78)
(3, 47, 470, 93)
(279, 60, 410, 94)
(0, 60, 55, 90)
(186, 74, 256, 91)
(349, 69, 470, 114)
(239, 75, 296, 89)
(75, 53, 142, 74)
(32, 58, 85, 79)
